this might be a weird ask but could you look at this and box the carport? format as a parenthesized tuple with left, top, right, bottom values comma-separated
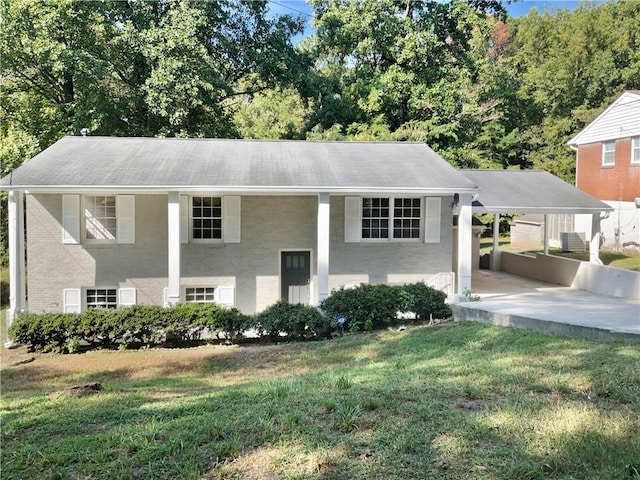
(460, 170, 613, 269)
(453, 170, 638, 341)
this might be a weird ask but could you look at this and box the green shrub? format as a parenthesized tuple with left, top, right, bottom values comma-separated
(10, 312, 81, 353)
(254, 299, 330, 341)
(9, 297, 337, 353)
(320, 283, 412, 331)
(320, 282, 450, 331)
(401, 282, 451, 320)
(164, 303, 215, 341)
(209, 307, 250, 342)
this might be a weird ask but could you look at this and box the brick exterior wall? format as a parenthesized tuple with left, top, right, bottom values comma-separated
(26, 193, 453, 314)
(576, 138, 640, 202)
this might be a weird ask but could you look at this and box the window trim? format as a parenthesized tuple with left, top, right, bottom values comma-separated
(69, 194, 135, 244)
(85, 287, 118, 309)
(189, 195, 224, 243)
(360, 196, 423, 243)
(83, 195, 118, 243)
(185, 286, 217, 304)
(602, 140, 616, 166)
(167, 286, 235, 307)
(632, 137, 640, 164)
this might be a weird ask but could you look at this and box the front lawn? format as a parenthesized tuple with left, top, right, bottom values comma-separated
(1, 322, 639, 479)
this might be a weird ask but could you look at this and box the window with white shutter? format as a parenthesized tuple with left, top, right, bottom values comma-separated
(345, 196, 427, 243)
(187, 195, 241, 243)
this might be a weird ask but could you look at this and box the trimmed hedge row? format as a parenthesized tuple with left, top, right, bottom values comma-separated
(10, 282, 451, 353)
(10, 303, 248, 353)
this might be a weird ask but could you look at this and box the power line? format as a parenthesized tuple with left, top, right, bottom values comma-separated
(268, 0, 313, 18)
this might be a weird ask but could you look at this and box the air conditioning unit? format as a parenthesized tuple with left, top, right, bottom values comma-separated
(560, 232, 586, 252)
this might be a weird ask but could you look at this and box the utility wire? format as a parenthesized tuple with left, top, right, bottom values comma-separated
(268, 0, 313, 17)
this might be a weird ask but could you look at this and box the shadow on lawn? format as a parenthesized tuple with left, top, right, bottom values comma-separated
(2, 323, 639, 479)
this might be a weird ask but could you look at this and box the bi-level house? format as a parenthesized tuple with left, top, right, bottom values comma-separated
(2, 137, 480, 321)
(568, 91, 640, 250)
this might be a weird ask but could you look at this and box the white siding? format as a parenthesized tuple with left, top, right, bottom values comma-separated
(568, 92, 640, 145)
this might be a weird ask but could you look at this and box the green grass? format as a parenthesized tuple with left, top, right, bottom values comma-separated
(2, 322, 639, 479)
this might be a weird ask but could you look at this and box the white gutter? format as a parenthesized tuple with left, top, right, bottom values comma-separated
(4, 185, 480, 196)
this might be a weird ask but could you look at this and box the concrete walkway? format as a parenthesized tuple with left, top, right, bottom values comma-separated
(450, 270, 640, 342)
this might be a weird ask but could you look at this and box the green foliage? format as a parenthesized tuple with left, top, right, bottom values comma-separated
(209, 306, 250, 342)
(9, 304, 247, 353)
(401, 282, 452, 320)
(9, 312, 81, 353)
(320, 282, 451, 332)
(254, 299, 330, 341)
(0, 0, 304, 142)
(9, 300, 331, 353)
(233, 87, 308, 139)
(320, 284, 405, 331)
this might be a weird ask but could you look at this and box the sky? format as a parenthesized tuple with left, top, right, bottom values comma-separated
(267, 0, 608, 42)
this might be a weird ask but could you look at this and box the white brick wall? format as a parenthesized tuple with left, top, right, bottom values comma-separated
(26, 193, 453, 314)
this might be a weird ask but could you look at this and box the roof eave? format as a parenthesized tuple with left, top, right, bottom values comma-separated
(472, 206, 614, 214)
(7, 185, 480, 195)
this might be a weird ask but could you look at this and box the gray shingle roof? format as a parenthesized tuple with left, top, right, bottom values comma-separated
(461, 169, 612, 214)
(1, 136, 478, 194)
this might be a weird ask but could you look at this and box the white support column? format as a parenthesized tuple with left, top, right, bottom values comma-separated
(543, 214, 549, 255)
(491, 213, 501, 271)
(317, 193, 330, 304)
(167, 192, 181, 305)
(457, 194, 472, 298)
(6, 191, 26, 341)
(590, 213, 603, 265)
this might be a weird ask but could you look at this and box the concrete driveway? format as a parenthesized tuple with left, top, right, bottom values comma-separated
(451, 270, 640, 342)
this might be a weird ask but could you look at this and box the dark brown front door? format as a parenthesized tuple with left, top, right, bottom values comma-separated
(281, 251, 311, 304)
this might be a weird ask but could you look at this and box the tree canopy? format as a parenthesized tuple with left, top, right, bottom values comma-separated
(2, 0, 639, 178)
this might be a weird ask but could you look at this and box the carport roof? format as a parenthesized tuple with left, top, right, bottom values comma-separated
(460, 169, 612, 214)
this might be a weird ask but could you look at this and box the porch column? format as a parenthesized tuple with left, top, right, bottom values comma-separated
(6, 191, 26, 344)
(317, 193, 330, 303)
(457, 194, 472, 298)
(590, 213, 603, 264)
(543, 214, 549, 255)
(491, 213, 501, 271)
(167, 192, 181, 305)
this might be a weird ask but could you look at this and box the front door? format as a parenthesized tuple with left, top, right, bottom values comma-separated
(281, 251, 311, 304)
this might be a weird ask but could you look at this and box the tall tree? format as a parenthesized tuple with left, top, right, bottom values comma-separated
(0, 0, 305, 141)
(508, 1, 640, 180)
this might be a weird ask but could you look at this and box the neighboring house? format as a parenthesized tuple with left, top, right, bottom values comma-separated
(567, 91, 640, 250)
(1, 137, 479, 319)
